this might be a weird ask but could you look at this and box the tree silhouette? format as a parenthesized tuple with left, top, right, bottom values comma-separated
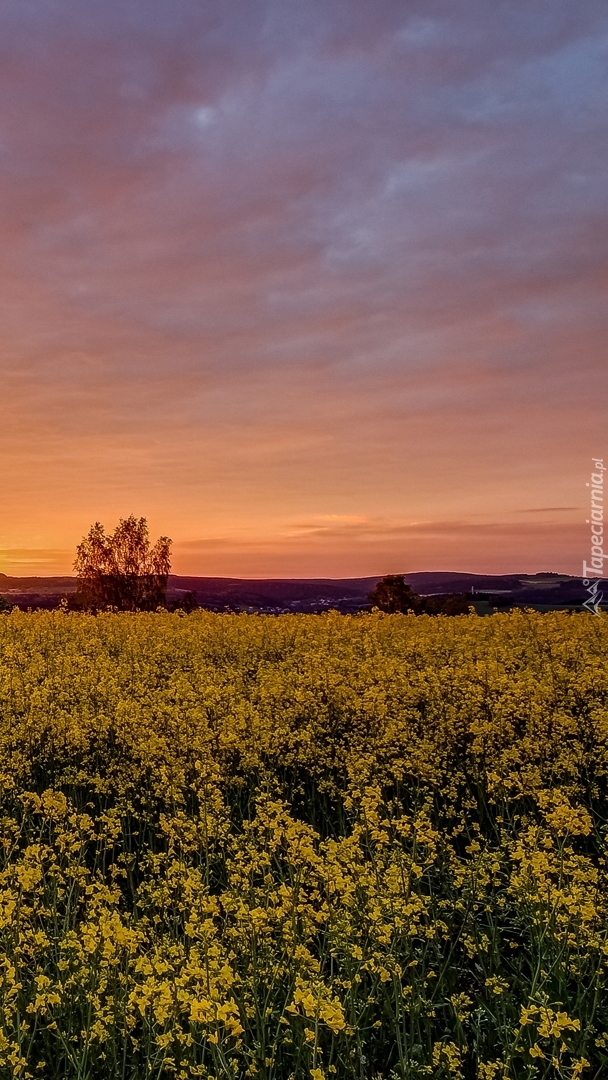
(369, 574, 473, 616)
(368, 574, 425, 614)
(74, 516, 172, 611)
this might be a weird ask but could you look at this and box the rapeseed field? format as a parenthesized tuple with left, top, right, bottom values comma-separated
(0, 608, 607, 1080)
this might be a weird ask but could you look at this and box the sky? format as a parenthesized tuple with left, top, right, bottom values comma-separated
(1, 0, 607, 578)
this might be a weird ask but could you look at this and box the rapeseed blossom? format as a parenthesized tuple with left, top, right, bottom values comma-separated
(0, 607, 606, 1077)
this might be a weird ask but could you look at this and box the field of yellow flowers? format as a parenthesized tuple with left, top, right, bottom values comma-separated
(0, 608, 607, 1080)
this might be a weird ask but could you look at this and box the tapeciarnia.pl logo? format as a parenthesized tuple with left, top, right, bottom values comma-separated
(582, 457, 605, 614)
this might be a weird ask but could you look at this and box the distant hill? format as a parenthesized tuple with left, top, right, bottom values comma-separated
(0, 571, 591, 612)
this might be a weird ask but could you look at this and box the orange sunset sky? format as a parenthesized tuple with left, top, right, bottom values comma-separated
(1, 0, 607, 578)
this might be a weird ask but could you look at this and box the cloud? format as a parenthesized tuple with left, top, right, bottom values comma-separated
(0, 0, 605, 574)
(169, 516, 584, 575)
(517, 507, 579, 514)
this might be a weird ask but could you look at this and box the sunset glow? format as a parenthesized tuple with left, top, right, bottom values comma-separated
(1, 1, 606, 576)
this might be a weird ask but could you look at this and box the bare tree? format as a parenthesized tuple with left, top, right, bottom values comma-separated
(74, 516, 172, 611)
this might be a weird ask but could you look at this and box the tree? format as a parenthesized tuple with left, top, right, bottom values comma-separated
(368, 575, 473, 616)
(368, 574, 425, 614)
(74, 516, 172, 611)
